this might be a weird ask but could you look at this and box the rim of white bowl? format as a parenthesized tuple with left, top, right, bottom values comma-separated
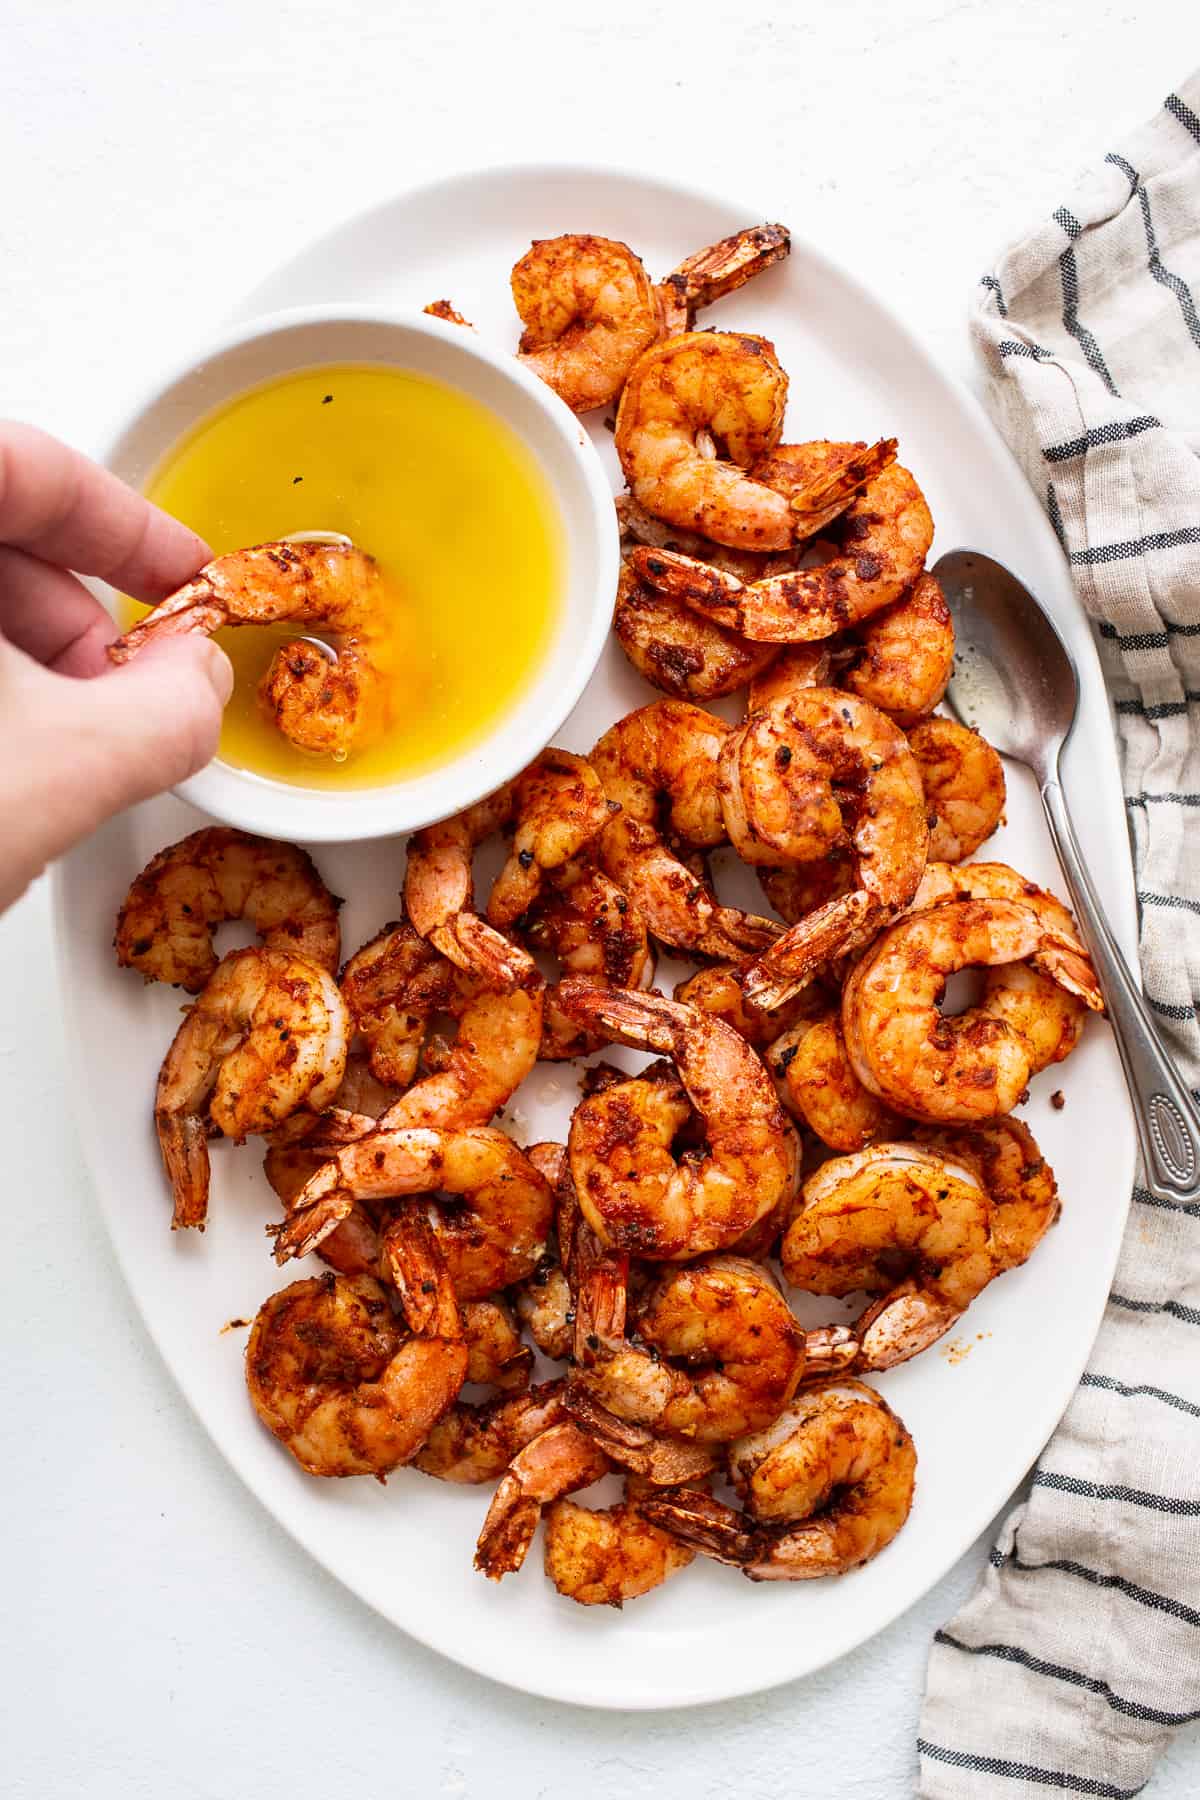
(93, 302, 619, 842)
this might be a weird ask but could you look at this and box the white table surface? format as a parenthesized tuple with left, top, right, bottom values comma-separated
(3, 4, 1197, 1793)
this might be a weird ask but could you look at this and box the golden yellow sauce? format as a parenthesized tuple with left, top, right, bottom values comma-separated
(130, 362, 562, 788)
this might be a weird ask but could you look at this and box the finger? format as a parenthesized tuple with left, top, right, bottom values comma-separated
(0, 635, 233, 910)
(0, 543, 117, 676)
(0, 421, 210, 600)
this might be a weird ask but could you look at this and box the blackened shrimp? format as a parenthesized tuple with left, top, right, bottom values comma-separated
(559, 983, 796, 1259)
(115, 827, 340, 993)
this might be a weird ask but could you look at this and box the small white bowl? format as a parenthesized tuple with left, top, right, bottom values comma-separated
(97, 304, 618, 842)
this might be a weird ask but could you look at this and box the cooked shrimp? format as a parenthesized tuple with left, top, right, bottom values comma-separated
(657, 222, 791, 333)
(486, 749, 613, 930)
(841, 898, 1101, 1122)
(475, 1422, 611, 1579)
(511, 1144, 578, 1360)
(906, 861, 1100, 1006)
(613, 561, 779, 700)
(155, 946, 348, 1230)
(749, 438, 899, 540)
(718, 688, 928, 891)
(115, 827, 340, 993)
(723, 689, 928, 1004)
(629, 462, 934, 640)
(108, 540, 390, 759)
(520, 857, 655, 1059)
(569, 1256, 807, 1443)
(769, 1012, 901, 1152)
(559, 983, 796, 1259)
(840, 571, 955, 724)
(908, 718, 1006, 861)
(404, 787, 537, 991)
(590, 701, 780, 960)
(615, 332, 795, 550)
(340, 920, 543, 1125)
(544, 1477, 698, 1607)
(673, 959, 829, 1051)
(461, 1296, 534, 1392)
(245, 1233, 467, 1478)
(273, 1125, 553, 1301)
(512, 235, 660, 413)
(913, 1117, 1060, 1275)
(415, 1379, 571, 1484)
(979, 963, 1087, 1074)
(640, 1380, 916, 1579)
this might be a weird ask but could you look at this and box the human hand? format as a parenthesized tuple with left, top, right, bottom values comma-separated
(0, 422, 233, 911)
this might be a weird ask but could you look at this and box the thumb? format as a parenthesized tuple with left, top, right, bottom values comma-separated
(1, 635, 233, 905)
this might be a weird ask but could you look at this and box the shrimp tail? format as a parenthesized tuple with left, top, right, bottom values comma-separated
(271, 1182, 357, 1264)
(637, 1491, 758, 1567)
(1032, 940, 1106, 1013)
(562, 1387, 717, 1486)
(156, 1109, 212, 1230)
(107, 583, 225, 663)
(474, 1475, 542, 1580)
(669, 222, 791, 310)
(431, 912, 539, 992)
(854, 1280, 963, 1371)
(802, 1324, 863, 1381)
(740, 891, 878, 1010)
(380, 1209, 462, 1339)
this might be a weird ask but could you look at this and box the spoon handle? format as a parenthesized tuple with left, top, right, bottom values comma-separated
(1041, 775, 1200, 1203)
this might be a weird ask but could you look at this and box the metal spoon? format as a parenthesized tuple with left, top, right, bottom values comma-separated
(933, 546, 1200, 1205)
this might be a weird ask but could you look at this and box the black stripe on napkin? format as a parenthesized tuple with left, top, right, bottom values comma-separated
(934, 1631, 1200, 1725)
(917, 1738, 1147, 1796)
(1109, 1293, 1200, 1324)
(1105, 153, 1200, 351)
(1100, 618, 1200, 647)
(1081, 1370, 1200, 1417)
(990, 1540, 1200, 1628)
(999, 338, 1054, 361)
(1053, 211, 1120, 394)
(1034, 1470, 1200, 1515)
(1166, 91, 1200, 145)
(1137, 890, 1200, 915)
(1130, 1185, 1200, 1218)
(1115, 695, 1200, 718)
(1043, 416, 1161, 463)
(1070, 524, 1200, 565)
(980, 273, 1008, 316)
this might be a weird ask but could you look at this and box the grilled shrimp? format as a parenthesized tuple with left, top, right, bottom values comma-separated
(512, 236, 659, 412)
(511, 225, 791, 413)
(405, 751, 608, 991)
(784, 1125, 1059, 1368)
(569, 1256, 808, 1443)
(590, 701, 780, 961)
(519, 856, 656, 1059)
(155, 946, 348, 1230)
(839, 571, 955, 724)
(273, 1126, 553, 1300)
(769, 1011, 901, 1152)
(613, 561, 778, 700)
(415, 1379, 571, 1484)
(461, 1295, 534, 1392)
(723, 689, 928, 1003)
(908, 718, 1006, 862)
(245, 1227, 467, 1478)
(629, 461, 934, 639)
(115, 827, 340, 992)
(615, 332, 795, 550)
(559, 983, 796, 1259)
(108, 540, 390, 759)
(340, 920, 543, 1123)
(656, 223, 791, 334)
(475, 1422, 611, 1579)
(841, 898, 1101, 1122)
(544, 1477, 698, 1607)
(674, 959, 829, 1051)
(486, 749, 613, 930)
(640, 1380, 916, 1579)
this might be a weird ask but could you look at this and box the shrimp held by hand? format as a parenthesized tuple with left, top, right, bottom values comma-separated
(108, 540, 391, 760)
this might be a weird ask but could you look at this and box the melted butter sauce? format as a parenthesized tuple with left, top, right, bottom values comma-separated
(129, 362, 562, 789)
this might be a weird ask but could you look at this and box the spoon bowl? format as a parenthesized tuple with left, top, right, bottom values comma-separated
(933, 546, 1200, 1203)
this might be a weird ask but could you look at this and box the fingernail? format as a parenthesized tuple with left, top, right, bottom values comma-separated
(200, 640, 235, 707)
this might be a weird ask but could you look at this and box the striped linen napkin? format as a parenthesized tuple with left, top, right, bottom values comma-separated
(917, 77, 1200, 1799)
